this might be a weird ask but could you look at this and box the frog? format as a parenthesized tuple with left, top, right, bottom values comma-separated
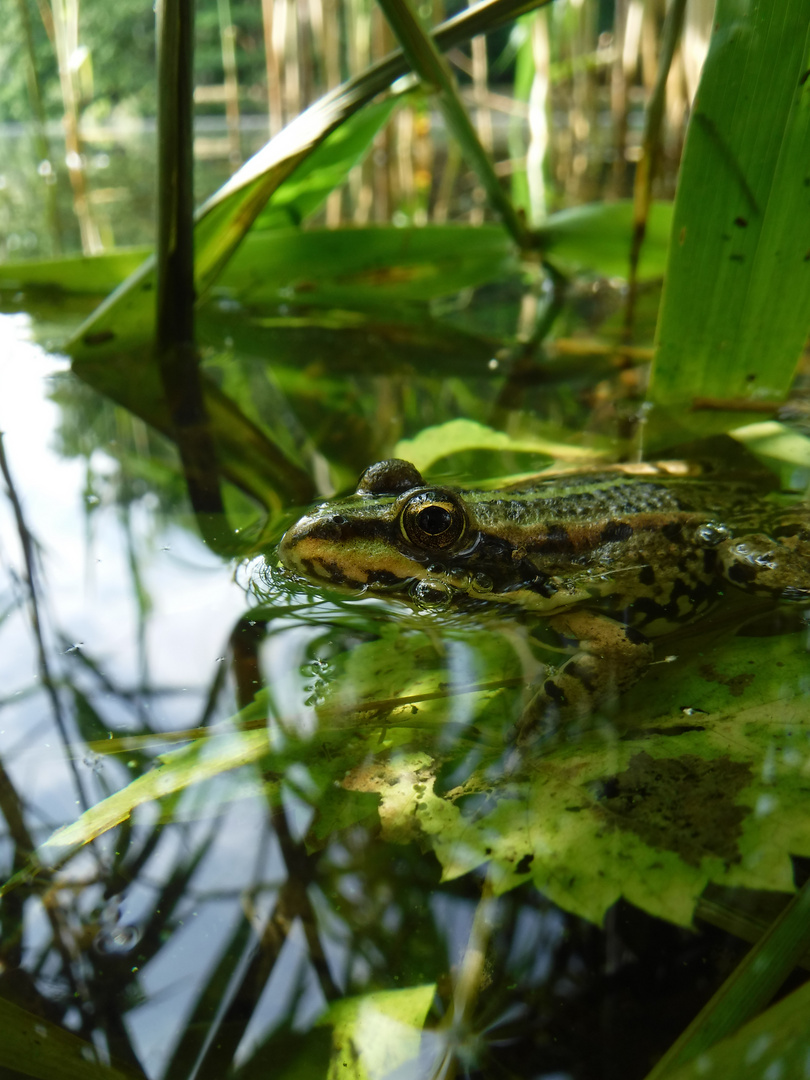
(278, 458, 810, 743)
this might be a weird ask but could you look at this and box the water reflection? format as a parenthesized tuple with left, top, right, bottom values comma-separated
(1, 308, 806, 1080)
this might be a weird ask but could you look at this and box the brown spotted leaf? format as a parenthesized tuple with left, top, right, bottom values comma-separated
(338, 616, 810, 926)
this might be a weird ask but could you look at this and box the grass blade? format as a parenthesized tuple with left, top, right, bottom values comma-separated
(647, 0, 810, 445)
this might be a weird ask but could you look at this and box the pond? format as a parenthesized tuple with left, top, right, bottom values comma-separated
(3, 2, 810, 1063)
(2, 230, 809, 1080)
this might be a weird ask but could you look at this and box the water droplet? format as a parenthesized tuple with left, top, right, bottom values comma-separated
(410, 578, 454, 610)
(95, 924, 140, 954)
(473, 572, 493, 592)
(697, 521, 731, 546)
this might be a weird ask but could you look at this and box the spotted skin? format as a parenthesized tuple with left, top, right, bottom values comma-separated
(278, 460, 810, 743)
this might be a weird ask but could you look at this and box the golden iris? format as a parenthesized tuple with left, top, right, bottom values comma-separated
(400, 491, 466, 550)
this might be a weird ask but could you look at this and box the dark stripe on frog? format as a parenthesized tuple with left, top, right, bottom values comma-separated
(299, 556, 352, 587)
(301, 554, 405, 589)
(518, 514, 702, 557)
(532, 525, 575, 554)
(600, 521, 634, 543)
(292, 517, 397, 545)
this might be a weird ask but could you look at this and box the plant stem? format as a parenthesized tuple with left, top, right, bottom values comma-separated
(156, 0, 226, 536)
(376, 0, 533, 249)
(625, 0, 686, 330)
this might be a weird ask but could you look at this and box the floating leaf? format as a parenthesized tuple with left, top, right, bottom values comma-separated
(537, 201, 673, 280)
(215, 224, 521, 308)
(0, 249, 151, 295)
(393, 419, 608, 473)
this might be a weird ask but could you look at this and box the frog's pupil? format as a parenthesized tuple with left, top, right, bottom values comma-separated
(417, 506, 452, 535)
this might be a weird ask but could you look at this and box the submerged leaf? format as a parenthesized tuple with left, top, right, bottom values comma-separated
(0, 994, 143, 1080)
(8, 598, 810, 932)
(340, 619, 810, 926)
(321, 985, 436, 1080)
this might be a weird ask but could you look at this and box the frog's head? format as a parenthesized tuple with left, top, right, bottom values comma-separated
(278, 459, 472, 595)
(278, 459, 567, 611)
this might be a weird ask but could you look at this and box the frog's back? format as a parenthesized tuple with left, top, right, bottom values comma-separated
(477, 471, 766, 532)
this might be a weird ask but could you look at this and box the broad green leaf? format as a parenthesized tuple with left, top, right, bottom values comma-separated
(215, 225, 521, 307)
(537, 201, 673, 280)
(67, 95, 400, 363)
(341, 620, 810, 927)
(0, 994, 144, 1080)
(393, 419, 609, 472)
(315, 622, 523, 735)
(648, 0, 810, 440)
(0, 248, 150, 294)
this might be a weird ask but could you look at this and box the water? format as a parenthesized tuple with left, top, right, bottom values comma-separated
(0, 119, 271, 258)
(0, 218, 808, 1076)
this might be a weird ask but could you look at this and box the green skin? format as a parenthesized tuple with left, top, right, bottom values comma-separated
(279, 459, 810, 742)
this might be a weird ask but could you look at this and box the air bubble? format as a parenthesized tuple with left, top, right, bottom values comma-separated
(410, 578, 454, 610)
(95, 924, 141, 954)
(696, 521, 731, 546)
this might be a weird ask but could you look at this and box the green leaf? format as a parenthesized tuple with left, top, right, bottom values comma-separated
(0, 249, 151, 295)
(320, 985, 436, 1080)
(0, 994, 144, 1080)
(250, 97, 399, 231)
(732, 421, 810, 491)
(341, 621, 810, 927)
(648, 0, 810, 440)
(537, 201, 673, 280)
(393, 419, 609, 473)
(215, 225, 521, 307)
(659, 978, 810, 1080)
(1, 726, 272, 889)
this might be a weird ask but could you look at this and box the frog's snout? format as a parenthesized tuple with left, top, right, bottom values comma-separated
(277, 516, 312, 574)
(278, 511, 358, 583)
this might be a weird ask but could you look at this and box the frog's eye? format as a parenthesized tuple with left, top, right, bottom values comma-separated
(400, 490, 466, 550)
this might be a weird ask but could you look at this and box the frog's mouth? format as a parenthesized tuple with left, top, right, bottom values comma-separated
(278, 519, 426, 592)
